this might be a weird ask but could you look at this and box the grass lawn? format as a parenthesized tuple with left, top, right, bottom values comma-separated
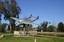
(0, 36, 64, 42)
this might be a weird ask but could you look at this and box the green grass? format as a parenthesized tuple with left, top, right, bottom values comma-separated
(37, 37, 64, 42)
(0, 36, 64, 42)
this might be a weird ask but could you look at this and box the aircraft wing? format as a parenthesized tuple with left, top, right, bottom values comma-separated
(10, 17, 20, 22)
(21, 21, 32, 24)
(25, 14, 32, 19)
(10, 17, 31, 24)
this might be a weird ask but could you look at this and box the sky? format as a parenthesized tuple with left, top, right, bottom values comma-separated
(16, 0, 64, 25)
(1, 0, 64, 27)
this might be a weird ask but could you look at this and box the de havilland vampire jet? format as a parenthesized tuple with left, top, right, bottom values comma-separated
(10, 14, 39, 27)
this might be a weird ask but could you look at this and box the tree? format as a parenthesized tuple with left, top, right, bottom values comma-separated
(41, 21, 48, 32)
(0, 0, 21, 33)
(0, 0, 4, 23)
(0, 23, 8, 32)
(57, 22, 64, 32)
(37, 26, 41, 32)
(0, 14, 1, 23)
(48, 25, 56, 32)
(0, 23, 2, 32)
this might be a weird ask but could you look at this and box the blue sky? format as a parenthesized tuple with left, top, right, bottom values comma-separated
(2, 0, 64, 26)
(16, 0, 64, 25)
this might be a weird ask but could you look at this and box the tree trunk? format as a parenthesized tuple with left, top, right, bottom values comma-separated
(9, 19, 15, 33)
(0, 14, 1, 23)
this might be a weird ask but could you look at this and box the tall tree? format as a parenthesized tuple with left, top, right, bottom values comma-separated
(37, 26, 42, 32)
(40, 21, 48, 32)
(0, 0, 21, 33)
(0, 23, 2, 32)
(0, 0, 4, 23)
(57, 22, 64, 32)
